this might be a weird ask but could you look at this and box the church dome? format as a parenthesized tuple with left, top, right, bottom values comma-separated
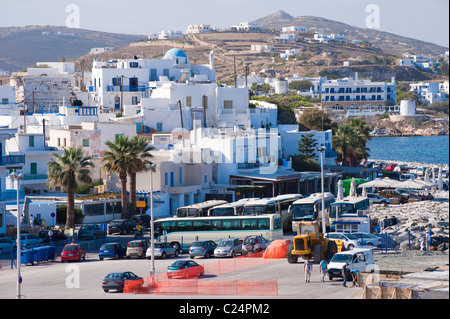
(164, 48, 187, 59)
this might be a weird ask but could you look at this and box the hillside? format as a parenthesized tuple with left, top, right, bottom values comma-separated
(0, 25, 145, 72)
(254, 10, 448, 56)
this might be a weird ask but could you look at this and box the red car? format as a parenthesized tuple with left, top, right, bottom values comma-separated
(61, 244, 86, 262)
(167, 260, 204, 279)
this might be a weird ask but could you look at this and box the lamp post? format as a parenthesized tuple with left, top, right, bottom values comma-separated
(317, 146, 326, 235)
(10, 171, 24, 299)
(146, 163, 157, 276)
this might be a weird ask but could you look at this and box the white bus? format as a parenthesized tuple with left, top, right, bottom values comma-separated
(329, 196, 370, 231)
(207, 198, 256, 216)
(174, 200, 228, 218)
(242, 194, 303, 231)
(290, 192, 336, 232)
(153, 214, 283, 252)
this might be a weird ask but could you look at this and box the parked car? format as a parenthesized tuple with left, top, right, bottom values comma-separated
(352, 233, 383, 247)
(126, 240, 150, 259)
(0, 237, 16, 255)
(14, 234, 43, 249)
(146, 242, 179, 259)
(327, 249, 375, 280)
(241, 235, 270, 254)
(381, 189, 408, 203)
(189, 240, 217, 259)
(108, 219, 134, 235)
(99, 242, 127, 260)
(60, 244, 86, 262)
(77, 224, 106, 240)
(367, 193, 390, 205)
(129, 214, 150, 229)
(214, 237, 243, 258)
(325, 232, 361, 250)
(167, 260, 204, 279)
(102, 271, 143, 293)
(39, 229, 67, 243)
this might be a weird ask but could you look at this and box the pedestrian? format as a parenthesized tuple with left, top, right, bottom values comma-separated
(319, 258, 328, 282)
(351, 269, 360, 286)
(304, 257, 313, 283)
(426, 231, 432, 251)
(29, 214, 34, 227)
(342, 262, 350, 287)
(420, 238, 425, 251)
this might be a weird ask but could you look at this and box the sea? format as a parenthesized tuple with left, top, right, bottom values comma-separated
(367, 135, 449, 166)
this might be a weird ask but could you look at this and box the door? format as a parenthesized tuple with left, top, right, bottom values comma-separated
(114, 96, 120, 109)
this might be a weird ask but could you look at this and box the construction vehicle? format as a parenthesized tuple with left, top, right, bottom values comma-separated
(287, 221, 337, 264)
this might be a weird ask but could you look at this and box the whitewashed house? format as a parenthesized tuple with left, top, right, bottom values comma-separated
(186, 24, 211, 34)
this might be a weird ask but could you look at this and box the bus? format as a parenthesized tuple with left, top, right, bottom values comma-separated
(174, 200, 228, 218)
(329, 196, 370, 231)
(207, 198, 256, 216)
(153, 214, 283, 252)
(290, 192, 336, 233)
(242, 194, 303, 231)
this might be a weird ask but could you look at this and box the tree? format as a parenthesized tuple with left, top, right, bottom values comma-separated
(299, 108, 333, 131)
(297, 133, 318, 161)
(102, 135, 134, 219)
(332, 121, 370, 167)
(47, 147, 93, 229)
(289, 80, 313, 92)
(127, 136, 154, 216)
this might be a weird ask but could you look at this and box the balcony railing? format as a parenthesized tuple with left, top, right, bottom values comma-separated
(107, 85, 147, 92)
(0, 189, 25, 201)
(0, 155, 25, 166)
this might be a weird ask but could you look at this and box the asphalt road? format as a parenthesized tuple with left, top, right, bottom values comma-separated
(0, 251, 358, 300)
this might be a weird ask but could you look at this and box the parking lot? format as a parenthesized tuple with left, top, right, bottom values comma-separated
(0, 237, 359, 300)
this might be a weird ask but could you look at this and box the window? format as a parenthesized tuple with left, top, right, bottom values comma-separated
(156, 122, 163, 132)
(112, 77, 122, 86)
(30, 163, 37, 175)
(29, 136, 35, 147)
(129, 62, 138, 68)
(132, 96, 138, 105)
(224, 100, 233, 109)
(164, 172, 169, 186)
(204, 174, 208, 184)
(258, 218, 270, 229)
(179, 167, 183, 184)
(82, 139, 89, 147)
(186, 96, 192, 107)
(2, 98, 8, 104)
(170, 172, 174, 187)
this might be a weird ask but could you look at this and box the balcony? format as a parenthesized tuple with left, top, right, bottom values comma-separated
(0, 189, 25, 202)
(0, 155, 25, 167)
(107, 85, 147, 92)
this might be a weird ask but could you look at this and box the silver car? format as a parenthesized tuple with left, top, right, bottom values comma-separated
(325, 232, 361, 250)
(214, 238, 242, 258)
(145, 242, 179, 259)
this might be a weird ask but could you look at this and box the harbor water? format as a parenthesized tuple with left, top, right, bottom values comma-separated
(367, 135, 449, 166)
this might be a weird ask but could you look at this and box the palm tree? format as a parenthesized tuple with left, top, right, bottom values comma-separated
(127, 136, 154, 216)
(102, 135, 133, 219)
(47, 147, 93, 229)
(333, 120, 371, 166)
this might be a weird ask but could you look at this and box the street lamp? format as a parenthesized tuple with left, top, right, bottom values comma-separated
(317, 146, 326, 235)
(10, 171, 24, 299)
(146, 163, 157, 276)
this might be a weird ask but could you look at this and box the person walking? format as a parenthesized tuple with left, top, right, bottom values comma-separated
(29, 214, 35, 227)
(319, 258, 328, 282)
(426, 230, 432, 251)
(342, 262, 350, 287)
(304, 258, 313, 283)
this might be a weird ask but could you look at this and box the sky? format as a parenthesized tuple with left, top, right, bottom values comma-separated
(0, 0, 448, 47)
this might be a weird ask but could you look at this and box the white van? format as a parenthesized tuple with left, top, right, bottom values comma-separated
(399, 173, 416, 181)
(326, 249, 374, 280)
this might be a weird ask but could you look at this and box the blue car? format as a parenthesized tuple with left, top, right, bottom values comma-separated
(99, 242, 127, 260)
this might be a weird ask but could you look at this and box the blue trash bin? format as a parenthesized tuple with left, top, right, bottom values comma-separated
(48, 246, 56, 261)
(20, 249, 34, 265)
(32, 248, 43, 263)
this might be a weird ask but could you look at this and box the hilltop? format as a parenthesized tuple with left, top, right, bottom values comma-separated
(254, 10, 447, 56)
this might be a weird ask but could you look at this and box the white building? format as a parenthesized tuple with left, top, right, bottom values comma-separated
(250, 44, 274, 52)
(277, 33, 297, 43)
(313, 32, 345, 43)
(232, 22, 263, 31)
(282, 26, 306, 33)
(410, 81, 449, 104)
(321, 74, 396, 117)
(90, 47, 115, 55)
(186, 24, 211, 34)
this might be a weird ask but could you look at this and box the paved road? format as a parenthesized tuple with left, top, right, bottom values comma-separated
(0, 251, 358, 300)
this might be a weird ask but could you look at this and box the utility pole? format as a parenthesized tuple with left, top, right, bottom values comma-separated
(234, 55, 237, 88)
(178, 100, 185, 147)
(202, 95, 207, 128)
(120, 75, 124, 114)
(244, 63, 250, 87)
